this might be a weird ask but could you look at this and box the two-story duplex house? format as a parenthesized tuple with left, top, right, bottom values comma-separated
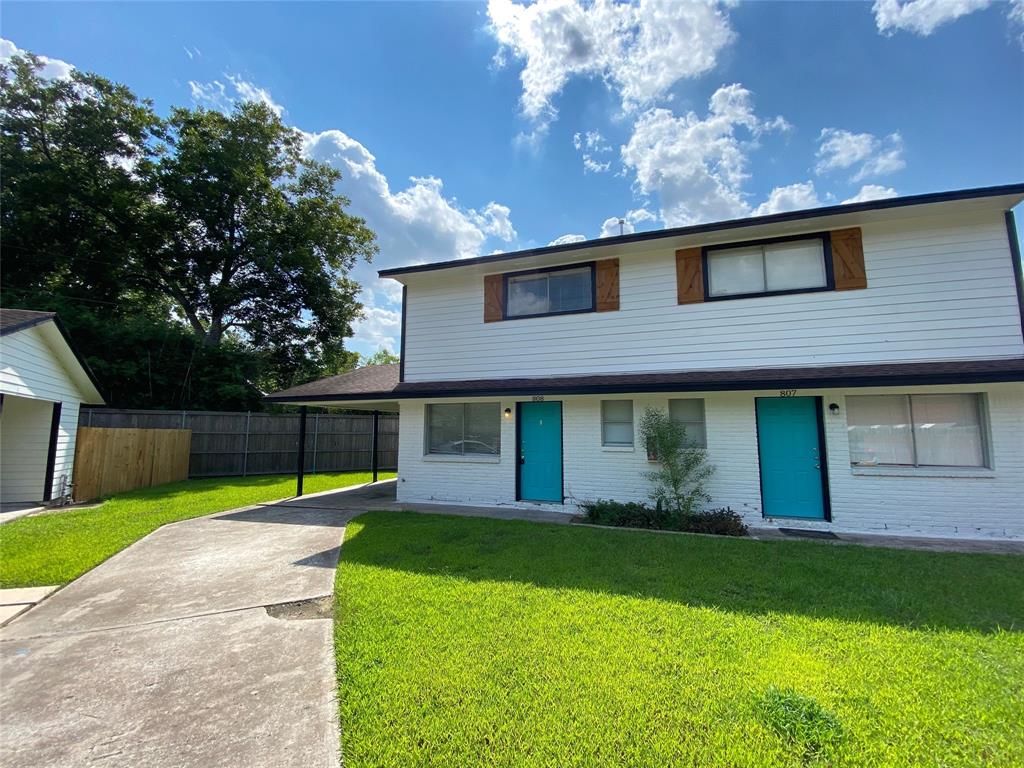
(268, 184, 1024, 539)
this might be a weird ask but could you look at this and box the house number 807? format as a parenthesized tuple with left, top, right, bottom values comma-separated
(779, 390, 797, 397)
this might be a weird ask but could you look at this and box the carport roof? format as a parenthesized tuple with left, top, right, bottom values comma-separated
(265, 358, 1024, 404)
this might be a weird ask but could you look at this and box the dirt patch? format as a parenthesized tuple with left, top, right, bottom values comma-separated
(264, 595, 333, 621)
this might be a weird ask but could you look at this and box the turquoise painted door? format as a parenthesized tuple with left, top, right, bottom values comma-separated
(755, 397, 828, 520)
(518, 402, 563, 502)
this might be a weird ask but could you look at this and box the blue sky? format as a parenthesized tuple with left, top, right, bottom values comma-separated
(3, 0, 1023, 355)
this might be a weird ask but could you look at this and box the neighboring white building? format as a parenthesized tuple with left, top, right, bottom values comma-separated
(0, 309, 105, 504)
(269, 185, 1024, 539)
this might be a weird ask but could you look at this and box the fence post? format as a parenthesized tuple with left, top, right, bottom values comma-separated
(371, 410, 379, 483)
(296, 406, 308, 497)
(180, 411, 187, 429)
(241, 411, 251, 477)
(311, 413, 319, 474)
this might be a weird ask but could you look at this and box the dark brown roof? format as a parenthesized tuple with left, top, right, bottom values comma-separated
(265, 358, 1024, 403)
(0, 308, 57, 336)
(269, 363, 401, 401)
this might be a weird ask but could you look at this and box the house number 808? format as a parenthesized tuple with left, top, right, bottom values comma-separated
(532, 395, 545, 401)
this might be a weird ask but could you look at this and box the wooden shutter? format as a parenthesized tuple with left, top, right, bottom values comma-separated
(675, 247, 704, 304)
(830, 228, 867, 290)
(483, 274, 505, 322)
(595, 258, 620, 312)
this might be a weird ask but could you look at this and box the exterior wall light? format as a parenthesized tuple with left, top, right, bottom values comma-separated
(504, 407, 512, 419)
(829, 403, 840, 414)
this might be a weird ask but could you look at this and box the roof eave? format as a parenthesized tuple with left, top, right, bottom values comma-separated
(379, 183, 1024, 280)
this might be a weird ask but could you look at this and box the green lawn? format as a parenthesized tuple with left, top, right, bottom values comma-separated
(335, 512, 1024, 767)
(0, 471, 394, 588)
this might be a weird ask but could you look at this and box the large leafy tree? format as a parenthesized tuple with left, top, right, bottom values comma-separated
(0, 53, 162, 308)
(1, 53, 377, 404)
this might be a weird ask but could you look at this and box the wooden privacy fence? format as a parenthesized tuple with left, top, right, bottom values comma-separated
(79, 408, 399, 479)
(73, 427, 191, 501)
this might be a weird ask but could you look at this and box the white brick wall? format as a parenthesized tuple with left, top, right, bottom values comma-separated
(396, 382, 1024, 539)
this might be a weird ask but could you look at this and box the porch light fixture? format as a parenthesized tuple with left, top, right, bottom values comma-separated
(829, 403, 840, 414)
(504, 407, 512, 419)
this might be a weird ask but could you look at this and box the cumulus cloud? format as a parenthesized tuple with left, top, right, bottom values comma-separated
(302, 130, 518, 352)
(548, 233, 587, 245)
(0, 38, 73, 79)
(598, 207, 660, 237)
(842, 184, 899, 203)
(751, 182, 822, 216)
(573, 129, 613, 173)
(488, 0, 734, 128)
(873, 0, 991, 35)
(620, 83, 790, 226)
(189, 75, 284, 117)
(816, 128, 905, 182)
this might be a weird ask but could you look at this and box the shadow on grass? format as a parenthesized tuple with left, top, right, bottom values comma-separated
(339, 511, 1024, 634)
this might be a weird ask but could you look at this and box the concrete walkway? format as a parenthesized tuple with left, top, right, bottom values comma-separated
(0, 482, 398, 768)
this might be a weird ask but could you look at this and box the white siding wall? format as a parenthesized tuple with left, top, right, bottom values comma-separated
(0, 396, 53, 502)
(402, 210, 1023, 381)
(395, 382, 1024, 539)
(1, 326, 84, 502)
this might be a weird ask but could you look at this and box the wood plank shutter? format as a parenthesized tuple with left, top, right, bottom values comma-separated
(483, 274, 505, 322)
(595, 258, 620, 312)
(675, 247, 704, 304)
(830, 227, 867, 290)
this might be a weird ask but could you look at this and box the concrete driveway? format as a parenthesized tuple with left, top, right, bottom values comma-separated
(0, 481, 395, 768)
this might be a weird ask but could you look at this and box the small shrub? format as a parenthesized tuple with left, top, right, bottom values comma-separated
(755, 687, 845, 763)
(638, 408, 715, 516)
(685, 507, 748, 536)
(579, 499, 747, 536)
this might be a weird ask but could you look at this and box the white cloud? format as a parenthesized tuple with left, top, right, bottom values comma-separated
(842, 184, 899, 204)
(488, 0, 734, 127)
(873, 0, 991, 35)
(626, 207, 658, 225)
(751, 181, 822, 216)
(816, 128, 905, 182)
(0, 38, 73, 80)
(600, 216, 633, 237)
(548, 233, 587, 245)
(351, 295, 402, 354)
(302, 130, 518, 353)
(573, 129, 613, 173)
(620, 83, 790, 226)
(226, 75, 284, 117)
(183, 46, 202, 61)
(189, 74, 284, 117)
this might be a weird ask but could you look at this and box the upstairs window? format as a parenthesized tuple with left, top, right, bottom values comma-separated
(425, 403, 501, 456)
(706, 236, 829, 299)
(506, 265, 594, 319)
(846, 393, 988, 468)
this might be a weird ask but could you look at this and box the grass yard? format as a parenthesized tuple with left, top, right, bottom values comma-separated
(0, 471, 394, 588)
(335, 512, 1024, 768)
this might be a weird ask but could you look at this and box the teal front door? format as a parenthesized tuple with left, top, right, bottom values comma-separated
(518, 401, 563, 502)
(755, 397, 829, 520)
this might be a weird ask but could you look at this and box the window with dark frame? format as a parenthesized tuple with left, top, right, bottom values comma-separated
(846, 393, 988, 468)
(505, 264, 594, 319)
(425, 403, 501, 456)
(706, 236, 830, 299)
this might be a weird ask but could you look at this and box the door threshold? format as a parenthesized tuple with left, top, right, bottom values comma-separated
(778, 527, 839, 540)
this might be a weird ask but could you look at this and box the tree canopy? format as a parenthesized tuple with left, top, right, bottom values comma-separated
(1, 52, 379, 409)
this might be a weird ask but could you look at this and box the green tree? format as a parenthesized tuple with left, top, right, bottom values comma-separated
(143, 102, 378, 390)
(0, 52, 162, 309)
(1, 53, 378, 404)
(638, 407, 715, 516)
(362, 348, 400, 366)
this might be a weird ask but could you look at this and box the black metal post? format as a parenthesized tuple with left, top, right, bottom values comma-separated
(296, 406, 308, 497)
(370, 410, 380, 483)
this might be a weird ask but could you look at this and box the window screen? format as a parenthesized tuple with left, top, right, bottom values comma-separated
(708, 238, 827, 297)
(601, 400, 634, 446)
(669, 398, 707, 448)
(425, 403, 501, 456)
(507, 266, 593, 317)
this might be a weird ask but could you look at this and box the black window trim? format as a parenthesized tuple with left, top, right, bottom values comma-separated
(701, 231, 835, 302)
(502, 261, 597, 321)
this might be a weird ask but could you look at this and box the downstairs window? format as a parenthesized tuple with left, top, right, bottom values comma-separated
(425, 403, 501, 456)
(846, 393, 988, 468)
